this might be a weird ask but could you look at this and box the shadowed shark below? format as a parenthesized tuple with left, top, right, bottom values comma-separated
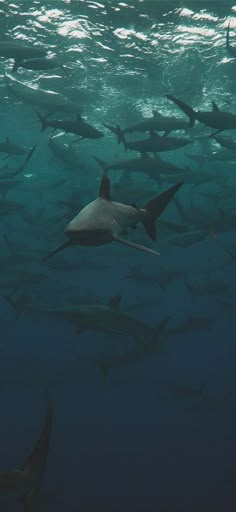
(0, 397, 52, 511)
(42, 176, 183, 261)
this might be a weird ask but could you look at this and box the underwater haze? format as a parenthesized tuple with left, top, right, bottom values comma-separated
(1, 0, 236, 510)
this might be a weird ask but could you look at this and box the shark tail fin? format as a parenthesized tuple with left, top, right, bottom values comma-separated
(42, 241, 72, 263)
(93, 156, 108, 173)
(35, 109, 48, 133)
(166, 95, 196, 127)
(143, 182, 183, 240)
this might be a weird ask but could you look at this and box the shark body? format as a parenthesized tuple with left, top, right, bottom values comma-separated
(166, 94, 236, 135)
(42, 176, 183, 261)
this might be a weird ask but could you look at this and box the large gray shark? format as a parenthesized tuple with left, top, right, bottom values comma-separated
(0, 40, 47, 69)
(104, 111, 189, 139)
(36, 110, 103, 139)
(166, 94, 236, 135)
(116, 127, 192, 153)
(0, 398, 52, 510)
(42, 176, 183, 261)
(5, 75, 82, 115)
(94, 153, 188, 182)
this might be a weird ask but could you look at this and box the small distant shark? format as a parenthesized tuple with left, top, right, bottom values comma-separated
(0, 398, 52, 510)
(0, 40, 47, 69)
(104, 111, 189, 138)
(0, 144, 37, 178)
(36, 110, 103, 140)
(42, 175, 183, 261)
(28, 295, 169, 343)
(226, 19, 236, 58)
(166, 94, 236, 136)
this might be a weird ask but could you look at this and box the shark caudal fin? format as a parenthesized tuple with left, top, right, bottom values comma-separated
(21, 398, 53, 512)
(142, 182, 183, 240)
(41, 240, 72, 263)
(166, 95, 196, 127)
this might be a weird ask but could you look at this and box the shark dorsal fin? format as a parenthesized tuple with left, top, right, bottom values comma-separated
(108, 294, 121, 309)
(77, 113, 83, 121)
(99, 175, 111, 200)
(5, 136, 10, 144)
(212, 101, 220, 112)
(131, 202, 137, 208)
(152, 110, 163, 118)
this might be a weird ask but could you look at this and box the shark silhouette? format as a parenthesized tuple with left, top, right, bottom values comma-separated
(0, 398, 53, 511)
(42, 176, 183, 261)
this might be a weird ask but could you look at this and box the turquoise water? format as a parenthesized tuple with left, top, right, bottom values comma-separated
(1, 1, 236, 510)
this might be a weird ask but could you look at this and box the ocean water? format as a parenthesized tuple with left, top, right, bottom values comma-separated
(1, 1, 236, 511)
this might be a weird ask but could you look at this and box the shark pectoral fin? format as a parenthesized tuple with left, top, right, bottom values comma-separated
(112, 234, 160, 256)
(41, 241, 72, 263)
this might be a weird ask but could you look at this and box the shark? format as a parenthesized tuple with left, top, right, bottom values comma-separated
(0, 40, 47, 68)
(0, 144, 37, 179)
(27, 295, 169, 342)
(42, 175, 183, 261)
(5, 75, 82, 115)
(115, 127, 192, 153)
(213, 135, 236, 152)
(94, 153, 189, 182)
(226, 19, 236, 58)
(78, 317, 169, 381)
(0, 398, 52, 510)
(166, 94, 236, 136)
(36, 110, 103, 139)
(0, 137, 27, 158)
(12, 54, 66, 73)
(48, 136, 83, 170)
(104, 111, 189, 139)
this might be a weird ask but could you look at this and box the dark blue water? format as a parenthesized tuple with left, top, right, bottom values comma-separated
(1, 1, 236, 511)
